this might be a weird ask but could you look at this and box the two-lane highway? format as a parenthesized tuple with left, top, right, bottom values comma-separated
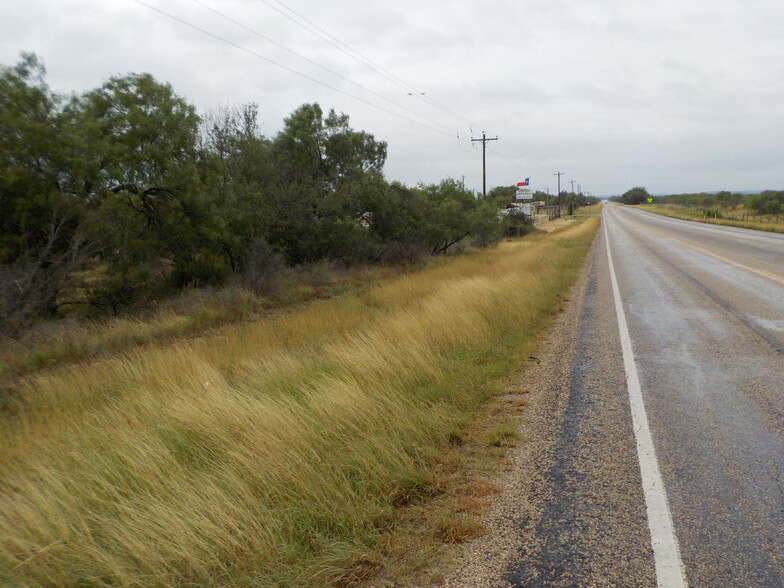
(602, 204, 784, 586)
(445, 204, 784, 587)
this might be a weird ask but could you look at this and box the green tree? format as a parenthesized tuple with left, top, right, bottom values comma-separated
(199, 103, 275, 271)
(716, 191, 742, 209)
(0, 53, 96, 329)
(469, 198, 505, 246)
(70, 73, 232, 299)
(416, 179, 494, 254)
(619, 186, 651, 205)
(487, 185, 517, 206)
(747, 191, 783, 215)
(269, 103, 388, 263)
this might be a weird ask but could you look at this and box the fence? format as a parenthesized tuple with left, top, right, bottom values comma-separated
(664, 204, 782, 224)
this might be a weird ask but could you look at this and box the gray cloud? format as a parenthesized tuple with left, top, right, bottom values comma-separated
(1, 0, 782, 195)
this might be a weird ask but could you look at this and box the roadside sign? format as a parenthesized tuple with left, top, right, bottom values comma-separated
(516, 188, 533, 201)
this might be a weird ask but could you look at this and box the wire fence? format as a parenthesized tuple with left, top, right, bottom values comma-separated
(663, 205, 783, 224)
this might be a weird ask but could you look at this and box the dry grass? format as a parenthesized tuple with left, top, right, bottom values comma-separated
(643, 203, 784, 233)
(0, 218, 599, 587)
(0, 264, 395, 381)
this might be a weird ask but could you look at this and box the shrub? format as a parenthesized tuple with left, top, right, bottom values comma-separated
(241, 237, 288, 296)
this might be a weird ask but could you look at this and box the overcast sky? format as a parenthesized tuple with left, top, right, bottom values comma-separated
(2, 0, 783, 196)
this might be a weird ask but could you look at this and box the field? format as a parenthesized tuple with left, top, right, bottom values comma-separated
(1, 217, 599, 586)
(643, 203, 784, 233)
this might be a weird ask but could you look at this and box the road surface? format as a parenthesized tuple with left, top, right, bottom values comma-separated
(444, 204, 784, 587)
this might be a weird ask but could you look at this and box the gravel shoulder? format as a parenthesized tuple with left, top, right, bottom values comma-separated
(441, 221, 656, 587)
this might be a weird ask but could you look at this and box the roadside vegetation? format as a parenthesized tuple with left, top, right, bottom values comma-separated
(0, 263, 399, 381)
(1, 53, 530, 338)
(611, 187, 784, 233)
(1, 49, 601, 585)
(0, 218, 599, 586)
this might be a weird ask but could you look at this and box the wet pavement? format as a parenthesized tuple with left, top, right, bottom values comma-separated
(443, 204, 784, 587)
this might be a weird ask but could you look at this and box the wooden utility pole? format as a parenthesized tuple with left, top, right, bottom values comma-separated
(472, 131, 498, 197)
(554, 171, 564, 215)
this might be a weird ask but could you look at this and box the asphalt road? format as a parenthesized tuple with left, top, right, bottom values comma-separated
(601, 204, 784, 586)
(501, 205, 784, 587)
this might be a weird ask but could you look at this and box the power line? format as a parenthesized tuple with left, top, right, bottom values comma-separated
(257, 0, 478, 129)
(486, 144, 523, 166)
(260, 0, 419, 93)
(132, 0, 459, 138)
(135, 0, 543, 186)
(259, 0, 547, 163)
(184, 0, 462, 137)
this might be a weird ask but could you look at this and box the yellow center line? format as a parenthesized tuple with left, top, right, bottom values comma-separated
(622, 213, 784, 287)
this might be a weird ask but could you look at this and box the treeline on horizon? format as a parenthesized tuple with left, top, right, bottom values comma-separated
(613, 186, 784, 213)
(1, 53, 531, 334)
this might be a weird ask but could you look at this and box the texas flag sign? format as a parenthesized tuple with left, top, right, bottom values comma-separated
(516, 178, 530, 186)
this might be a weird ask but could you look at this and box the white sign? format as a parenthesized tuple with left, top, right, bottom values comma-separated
(515, 188, 533, 200)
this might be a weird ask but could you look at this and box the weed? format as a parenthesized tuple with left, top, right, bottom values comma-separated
(486, 421, 520, 447)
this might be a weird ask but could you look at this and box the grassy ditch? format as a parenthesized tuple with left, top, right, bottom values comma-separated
(0, 218, 599, 586)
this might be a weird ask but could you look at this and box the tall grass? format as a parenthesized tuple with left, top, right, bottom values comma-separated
(0, 219, 598, 586)
(0, 262, 390, 381)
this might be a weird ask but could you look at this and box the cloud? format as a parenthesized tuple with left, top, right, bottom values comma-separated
(1, 0, 783, 194)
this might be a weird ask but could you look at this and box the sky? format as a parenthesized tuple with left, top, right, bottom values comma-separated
(2, 0, 783, 196)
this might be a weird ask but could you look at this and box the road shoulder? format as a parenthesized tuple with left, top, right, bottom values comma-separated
(441, 218, 656, 587)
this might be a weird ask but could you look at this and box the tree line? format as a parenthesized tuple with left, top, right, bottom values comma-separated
(613, 186, 784, 213)
(1, 53, 524, 332)
(488, 185, 599, 210)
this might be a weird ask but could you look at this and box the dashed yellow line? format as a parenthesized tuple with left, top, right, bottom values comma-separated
(620, 211, 784, 287)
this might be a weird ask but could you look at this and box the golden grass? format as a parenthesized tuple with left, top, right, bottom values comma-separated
(0, 264, 395, 381)
(0, 218, 599, 586)
(643, 203, 784, 233)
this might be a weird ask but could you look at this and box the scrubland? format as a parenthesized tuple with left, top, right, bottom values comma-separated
(645, 203, 784, 233)
(0, 218, 598, 586)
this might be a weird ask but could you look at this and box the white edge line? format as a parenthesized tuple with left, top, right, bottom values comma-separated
(604, 209, 688, 588)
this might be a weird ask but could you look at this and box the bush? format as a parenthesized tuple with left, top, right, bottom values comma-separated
(241, 237, 288, 296)
(90, 266, 155, 315)
(171, 251, 232, 289)
(0, 265, 37, 336)
(376, 241, 427, 264)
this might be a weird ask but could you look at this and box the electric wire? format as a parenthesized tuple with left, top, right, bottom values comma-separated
(258, 0, 423, 94)
(185, 0, 464, 137)
(262, 2, 531, 162)
(258, 0, 478, 128)
(257, 0, 531, 165)
(132, 0, 460, 139)
(136, 0, 538, 189)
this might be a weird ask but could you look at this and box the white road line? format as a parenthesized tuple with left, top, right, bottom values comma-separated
(604, 209, 688, 588)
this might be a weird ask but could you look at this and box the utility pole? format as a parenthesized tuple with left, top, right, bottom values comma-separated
(569, 179, 576, 193)
(554, 171, 564, 216)
(472, 131, 498, 197)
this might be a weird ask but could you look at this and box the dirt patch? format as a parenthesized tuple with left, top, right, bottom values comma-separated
(535, 217, 578, 233)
